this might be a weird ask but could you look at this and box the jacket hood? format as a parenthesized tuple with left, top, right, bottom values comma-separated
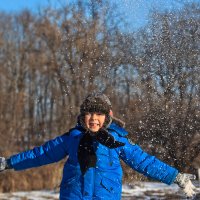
(108, 123, 128, 137)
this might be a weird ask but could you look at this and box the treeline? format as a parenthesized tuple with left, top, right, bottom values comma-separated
(0, 0, 199, 192)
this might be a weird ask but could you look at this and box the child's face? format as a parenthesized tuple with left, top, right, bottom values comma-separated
(84, 112, 106, 133)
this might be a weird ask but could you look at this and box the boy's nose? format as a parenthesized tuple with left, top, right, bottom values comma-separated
(90, 113, 97, 118)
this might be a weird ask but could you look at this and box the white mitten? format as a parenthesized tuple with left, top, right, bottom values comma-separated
(0, 157, 7, 172)
(174, 173, 197, 198)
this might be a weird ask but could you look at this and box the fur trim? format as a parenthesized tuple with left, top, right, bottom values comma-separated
(111, 116, 125, 128)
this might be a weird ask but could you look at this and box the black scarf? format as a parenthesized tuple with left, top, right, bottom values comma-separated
(78, 128, 125, 175)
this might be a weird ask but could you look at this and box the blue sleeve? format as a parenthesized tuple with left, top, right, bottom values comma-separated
(9, 133, 71, 171)
(117, 137, 179, 185)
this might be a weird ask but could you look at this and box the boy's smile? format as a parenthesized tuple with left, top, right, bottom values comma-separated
(84, 112, 106, 132)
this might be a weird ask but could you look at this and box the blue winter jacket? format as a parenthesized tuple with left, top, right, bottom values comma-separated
(9, 123, 178, 200)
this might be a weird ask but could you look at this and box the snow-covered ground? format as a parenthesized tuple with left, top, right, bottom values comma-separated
(0, 182, 199, 200)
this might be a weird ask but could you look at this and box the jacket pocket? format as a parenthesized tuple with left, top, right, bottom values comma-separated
(100, 177, 121, 193)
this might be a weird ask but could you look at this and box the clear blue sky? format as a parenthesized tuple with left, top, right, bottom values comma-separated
(0, 0, 50, 12)
(0, 0, 198, 31)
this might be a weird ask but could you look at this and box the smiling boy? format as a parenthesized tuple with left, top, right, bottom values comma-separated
(84, 112, 105, 132)
(0, 92, 198, 199)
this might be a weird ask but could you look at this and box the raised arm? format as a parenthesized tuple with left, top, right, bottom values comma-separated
(116, 137, 198, 197)
(118, 137, 178, 185)
(2, 133, 71, 171)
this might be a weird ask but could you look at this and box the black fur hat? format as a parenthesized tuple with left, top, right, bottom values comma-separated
(79, 92, 112, 129)
(80, 92, 111, 115)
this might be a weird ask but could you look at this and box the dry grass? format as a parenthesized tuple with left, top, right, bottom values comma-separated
(0, 161, 64, 193)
